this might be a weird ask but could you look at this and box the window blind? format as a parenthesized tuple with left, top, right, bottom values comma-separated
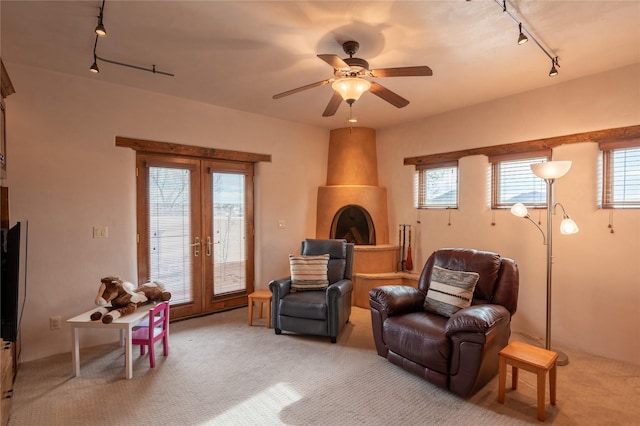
(601, 139, 640, 208)
(415, 161, 458, 209)
(490, 150, 550, 208)
(148, 166, 192, 304)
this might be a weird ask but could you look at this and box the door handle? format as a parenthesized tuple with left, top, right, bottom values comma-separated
(206, 236, 212, 257)
(190, 237, 201, 257)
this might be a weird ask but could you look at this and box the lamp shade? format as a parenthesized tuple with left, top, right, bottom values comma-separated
(530, 161, 572, 180)
(332, 78, 371, 103)
(560, 218, 579, 235)
(510, 202, 529, 218)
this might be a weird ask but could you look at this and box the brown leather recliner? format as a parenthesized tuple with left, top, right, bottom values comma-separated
(369, 248, 519, 397)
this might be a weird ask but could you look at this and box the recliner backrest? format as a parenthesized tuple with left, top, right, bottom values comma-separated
(301, 239, 354, 283)
(419, 248, 518, 315)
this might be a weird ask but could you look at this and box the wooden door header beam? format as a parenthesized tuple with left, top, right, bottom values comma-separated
(404, 125, 640, 166)
(116, 136, 271, 163)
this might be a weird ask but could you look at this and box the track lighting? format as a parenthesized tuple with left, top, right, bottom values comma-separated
(89, 37, 100, 73)
(549, 57, 559, 77)
(95, 0, 107, 37)
(95, 22, 107, 37)
(90, 58, 100, 74)
(88, 0, 174, 77)
(494, 0, 560, 77)
(517, 23, 528, 45)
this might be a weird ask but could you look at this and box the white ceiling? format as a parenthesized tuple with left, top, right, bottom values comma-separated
(2, 1, 639, 130)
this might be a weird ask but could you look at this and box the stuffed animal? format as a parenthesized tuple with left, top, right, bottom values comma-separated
(91, 276, 171, 324)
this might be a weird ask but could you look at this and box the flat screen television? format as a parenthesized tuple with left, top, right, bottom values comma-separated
(1, 222, 20, 342)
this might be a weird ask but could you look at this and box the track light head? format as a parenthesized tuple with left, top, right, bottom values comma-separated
(95, 21, 107, 37)
(549, 57, 559, 77)
(90, 59, 100, 74)
(95, 0, 107, 37)
(517, 23, 528, 45)
(517, 32, 528, 45)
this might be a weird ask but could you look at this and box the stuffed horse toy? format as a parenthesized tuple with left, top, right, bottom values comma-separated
(91, 276, 171, 324)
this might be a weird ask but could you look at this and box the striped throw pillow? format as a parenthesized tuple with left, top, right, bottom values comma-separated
(290, 254, 330, 291)
(424, 265, 479, 317)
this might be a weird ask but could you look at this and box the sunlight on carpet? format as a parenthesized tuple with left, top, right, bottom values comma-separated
(203, 382, 301, 425)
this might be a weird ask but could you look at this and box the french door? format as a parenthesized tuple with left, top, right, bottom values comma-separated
(136, 154, 254, 320)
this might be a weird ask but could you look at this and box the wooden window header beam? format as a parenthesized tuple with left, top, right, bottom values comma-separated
(404, 125, 640, 167)
(116, 136, 271, 163)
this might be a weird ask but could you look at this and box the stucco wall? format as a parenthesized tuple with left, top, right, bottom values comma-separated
(378, 63, 640, 365)
(4, 63, 328, 362)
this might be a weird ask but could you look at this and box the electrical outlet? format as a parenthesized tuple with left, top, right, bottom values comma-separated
(50, 316, 61, 330)
(278, 220, 286, 230)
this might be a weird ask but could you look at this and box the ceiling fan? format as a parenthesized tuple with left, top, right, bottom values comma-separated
(273, 40, 433, 117)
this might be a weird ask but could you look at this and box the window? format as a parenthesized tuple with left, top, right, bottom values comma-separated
(415, 161, 458, 209)
(490, 150, 550, 208)
(601, 139, 640, 208)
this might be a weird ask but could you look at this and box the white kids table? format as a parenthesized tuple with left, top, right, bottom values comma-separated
(67, 303, 154, 379)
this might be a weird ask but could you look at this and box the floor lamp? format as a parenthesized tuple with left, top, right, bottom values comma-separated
(511, 160, 579, 366)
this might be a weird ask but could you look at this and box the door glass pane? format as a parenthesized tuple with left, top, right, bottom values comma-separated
(212, 172, 246, 295)
(149, 167, 192, 304)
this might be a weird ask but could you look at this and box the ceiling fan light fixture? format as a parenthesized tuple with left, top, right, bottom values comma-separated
(332, 77, 371, 103)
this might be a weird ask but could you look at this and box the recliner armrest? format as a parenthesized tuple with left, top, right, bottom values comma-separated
(369, 285, 425, 316)
(327, 278, 352, 297)
(269, 277, 291, 300)
(445, 304, 510, 336)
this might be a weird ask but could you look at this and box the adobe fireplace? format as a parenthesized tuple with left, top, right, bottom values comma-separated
(316, 127, 389, 245)
(316, 128, 414, 308)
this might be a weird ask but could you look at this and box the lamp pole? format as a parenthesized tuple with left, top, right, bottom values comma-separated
(544, 178, 554, 351)
(544, 177, 569, 366)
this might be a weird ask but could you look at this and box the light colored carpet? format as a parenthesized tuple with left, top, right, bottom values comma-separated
(8, 307, 639, 425)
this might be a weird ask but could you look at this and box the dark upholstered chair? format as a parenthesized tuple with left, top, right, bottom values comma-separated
(269, 239, 354, 343)
(369, 248, 519, 397)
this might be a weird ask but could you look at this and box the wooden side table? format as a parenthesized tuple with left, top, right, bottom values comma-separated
(498, 341, 558, 421)
(247, 289, 272, 328)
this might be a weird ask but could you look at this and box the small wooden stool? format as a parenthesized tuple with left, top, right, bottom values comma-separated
(498, 341, 558, 421)
(247, 289, 272, 328)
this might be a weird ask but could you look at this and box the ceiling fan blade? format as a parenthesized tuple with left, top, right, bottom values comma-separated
(322, 91, 343, 117)
(317, 54, 350, 71)
(369, 66, 433, 78)
(273, 79, 331, 99)
(369, 82, 410, 108)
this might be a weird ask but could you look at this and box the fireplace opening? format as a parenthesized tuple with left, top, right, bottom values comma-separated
(330, 205, 375, 245)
